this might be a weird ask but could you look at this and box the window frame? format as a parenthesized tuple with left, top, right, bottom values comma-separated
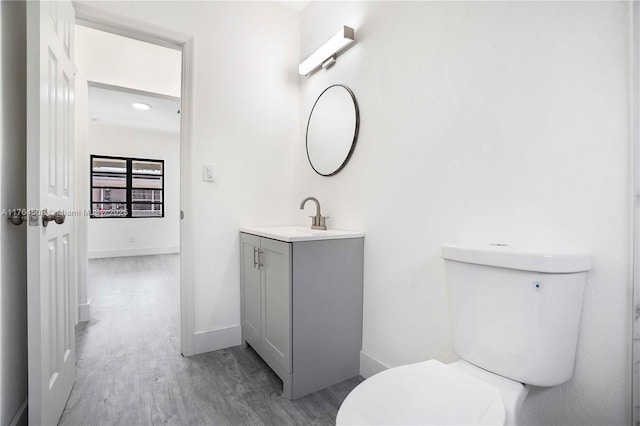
(90, 154, 165, 219)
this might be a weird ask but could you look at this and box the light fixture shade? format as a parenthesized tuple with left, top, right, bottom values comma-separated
(298, 26, 355, 77)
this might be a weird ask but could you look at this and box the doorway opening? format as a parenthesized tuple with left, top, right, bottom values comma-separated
(72, 23, 185, 376)
(73, 21, 186, 354)
(71, 3, 196, 361)
(25, 3, 195, 423)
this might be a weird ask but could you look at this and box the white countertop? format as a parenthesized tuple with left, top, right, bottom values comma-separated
(240, 226, 364, 242)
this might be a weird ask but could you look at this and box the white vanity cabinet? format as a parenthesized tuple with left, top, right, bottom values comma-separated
(240, 227, 364, 400)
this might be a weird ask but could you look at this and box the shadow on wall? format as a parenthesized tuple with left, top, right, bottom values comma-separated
(1, 1, 29, 425)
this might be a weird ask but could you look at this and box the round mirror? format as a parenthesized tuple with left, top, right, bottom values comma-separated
(306, 84, 360, 176)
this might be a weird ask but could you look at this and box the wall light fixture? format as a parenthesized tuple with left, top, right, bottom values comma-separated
(298, 26, 355, 77)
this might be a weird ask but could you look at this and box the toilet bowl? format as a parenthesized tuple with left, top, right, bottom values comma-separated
(337, 243, 591, 426)
(337, 360, 528, 426)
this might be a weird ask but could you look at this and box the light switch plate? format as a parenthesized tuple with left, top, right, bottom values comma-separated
(203, 164, 214, 182)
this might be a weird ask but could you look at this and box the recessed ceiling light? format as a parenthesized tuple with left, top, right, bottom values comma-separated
(132, 102, 150, 110)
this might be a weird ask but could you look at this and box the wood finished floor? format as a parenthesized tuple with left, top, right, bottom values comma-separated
(59, 254, 363, 426)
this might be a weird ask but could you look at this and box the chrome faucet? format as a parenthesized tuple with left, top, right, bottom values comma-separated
(300, 196, 329, 230)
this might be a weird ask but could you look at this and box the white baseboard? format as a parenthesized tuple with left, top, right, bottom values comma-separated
(193, 326, 241, 355)
(9, 397, 27, 426)
(78, 299, 91, 323)
(88, 246, 180, 259)
(360, 350, 390, 379)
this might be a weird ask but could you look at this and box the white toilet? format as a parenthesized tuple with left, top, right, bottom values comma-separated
(337, 243, 592, 426)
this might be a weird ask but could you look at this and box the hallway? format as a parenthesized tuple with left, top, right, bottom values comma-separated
(59, 254, 361, 425)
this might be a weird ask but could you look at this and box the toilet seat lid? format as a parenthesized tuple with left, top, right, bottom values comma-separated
(337, 359, 505, 426)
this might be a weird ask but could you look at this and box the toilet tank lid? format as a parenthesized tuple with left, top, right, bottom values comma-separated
(441, 243, 592, 273)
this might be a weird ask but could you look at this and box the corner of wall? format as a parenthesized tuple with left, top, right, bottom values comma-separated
(359, 350, 390, 378)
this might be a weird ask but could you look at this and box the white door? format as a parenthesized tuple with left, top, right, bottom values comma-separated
(26, 1, 76, 424)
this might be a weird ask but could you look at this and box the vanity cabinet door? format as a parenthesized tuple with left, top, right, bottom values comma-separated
(260, 238, 292, 373)
(240, 233, 262, 348)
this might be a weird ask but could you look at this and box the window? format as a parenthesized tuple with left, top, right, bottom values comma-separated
(91, 155, 164, 218)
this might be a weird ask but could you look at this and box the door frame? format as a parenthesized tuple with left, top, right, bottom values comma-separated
(72, 2, 196, 356)
(632, 1, 639, 424)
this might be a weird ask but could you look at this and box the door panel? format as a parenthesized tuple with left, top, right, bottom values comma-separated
(261, 238, 291, 373)
(240, 234, 261, 347)
(27, 1, 76, 424)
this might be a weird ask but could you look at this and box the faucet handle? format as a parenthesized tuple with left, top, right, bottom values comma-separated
(309, 215, 329, 230)
(309, 216, 329, 231)
(318, 216, 329, 230)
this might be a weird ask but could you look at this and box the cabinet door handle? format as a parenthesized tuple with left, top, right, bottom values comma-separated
(258, 249, 264, 269)
(253, 247, 258, 268)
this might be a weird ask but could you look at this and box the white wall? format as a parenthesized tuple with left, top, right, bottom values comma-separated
(0, 0, 28, 424)
(80, 1, 300, 343)
(75, 3, 633, 424)
(87, 123, 180, 258)
(297, 2, 631, 425)
(75, 25, 181, 97)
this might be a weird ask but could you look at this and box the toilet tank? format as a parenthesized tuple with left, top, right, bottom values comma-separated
(441, 243, 591, 387)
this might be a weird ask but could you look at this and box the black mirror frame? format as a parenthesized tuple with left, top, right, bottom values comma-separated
(305, 84, 360, 177)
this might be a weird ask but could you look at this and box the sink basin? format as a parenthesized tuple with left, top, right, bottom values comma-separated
(240, 226, 364, 242)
